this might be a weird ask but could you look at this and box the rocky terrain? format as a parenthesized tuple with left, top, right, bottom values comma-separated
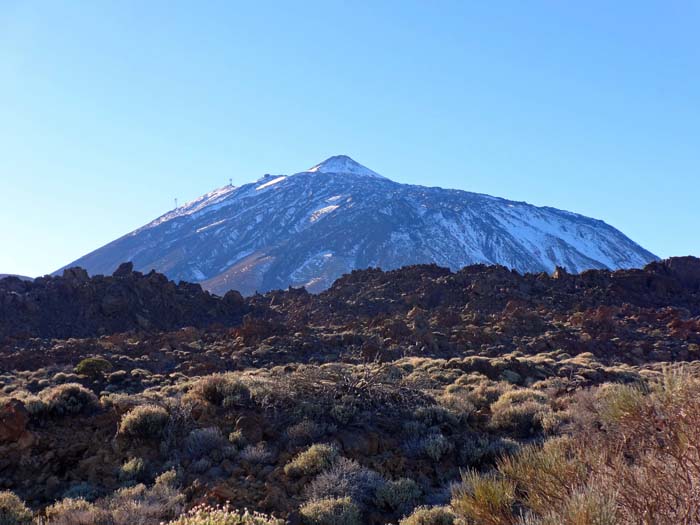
(0, 275, 32, 281)
(1, 257, 699, 524)
(60, 155, 658, 294)
(0, 263, 248, 341)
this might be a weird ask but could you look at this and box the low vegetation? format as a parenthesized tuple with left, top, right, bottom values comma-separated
(1, 260, 699, 523)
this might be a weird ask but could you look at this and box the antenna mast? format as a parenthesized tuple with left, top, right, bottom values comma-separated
(229, 178, 232, 186)
(174, 198, 178, 209)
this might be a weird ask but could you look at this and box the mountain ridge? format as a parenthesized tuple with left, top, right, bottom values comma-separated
(59, 155, 658, 295)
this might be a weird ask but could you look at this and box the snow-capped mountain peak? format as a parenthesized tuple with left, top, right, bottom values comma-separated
(305, 155, 386, 179)
(60, 155, 658, 296)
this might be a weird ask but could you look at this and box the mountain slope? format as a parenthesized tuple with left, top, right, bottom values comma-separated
(60, 155, 658, 295)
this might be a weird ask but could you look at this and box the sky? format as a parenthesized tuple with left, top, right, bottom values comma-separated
(1, 1, 698, 277)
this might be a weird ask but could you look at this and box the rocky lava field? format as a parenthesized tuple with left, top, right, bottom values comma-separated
(1, 257, 699, 524)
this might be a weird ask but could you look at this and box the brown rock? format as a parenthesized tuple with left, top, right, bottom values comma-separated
(260, 483, 289, 512)
(0, 399, 30, 444)
(209, 483, 236, 502)
(336, 429, 379, 456)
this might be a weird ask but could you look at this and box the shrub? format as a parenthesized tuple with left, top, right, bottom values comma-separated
(522, 487, 618, 525)
(497, 438, 586, 516)
(74, 357, 113, 378)
(0, 491, 32, 525)
(40, 383, 99, 416)
(459, 435, 519, 467)
(166, 504, 283, 524)
(306, 458, 384, 507)
(284, 443, 339, 477)
(118, 405, 170, 439)
(414, 405, 458, 426)
(184, 427, 227, 459)
(374, 478, 421, 513)
(107, 469, 185, 525)
(191, 374, 250, 407)
(489, 389, 551, 437)
(62, 482, 98, 501)
(119, 457, 147, 484)
(52, 372, 70, 383)
(451, 469, 516, 525)
(461, 380, 511, 410)
(228, 430, 247, 449)
(492, 389, 548, 408)
(299, 497, 362, 525)
(399, 506, 455, 525)
(19, 395, 47, 417)
(439, 392, 476, 421)
(43, 498, 110, 525)
(421, 433, 453, 461)
(329, 397, 358, 425)
(286, 419, 333, 445)
(593, 382, 647, 427)
(574, 367, 700, 524)
(239, 443, 273, 464)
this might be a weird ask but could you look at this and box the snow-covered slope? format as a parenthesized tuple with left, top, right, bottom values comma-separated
(60, 155, 658, 295)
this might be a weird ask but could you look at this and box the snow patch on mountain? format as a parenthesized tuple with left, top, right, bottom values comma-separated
(306, 155, 385, 179)
(256, 176, 287, 190)
(309, 204, 340, 222)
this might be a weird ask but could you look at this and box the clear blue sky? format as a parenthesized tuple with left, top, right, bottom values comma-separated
(1, 1, 698, 277)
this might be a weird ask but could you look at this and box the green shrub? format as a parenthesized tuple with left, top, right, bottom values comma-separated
(374, 478, 421, 513)
(40, 383, 99, 416)
(74, 357, 113, 378)
(299, 497, 362, 525)
(0, 491, 32, 525)
(119, 457, 147, 483)
(489, 389, 551, 437)
(594, 382, 646, 426)
(451, 469, 516, 525)
(497, 438, 586, 516)
(228, 430, 247, 449)
(399, 506, 455, 525)
(525, 488, 618, 525)
(284, 443, 338, 477)
(491, 389, 548, 408)
(118, 404, 170, 439)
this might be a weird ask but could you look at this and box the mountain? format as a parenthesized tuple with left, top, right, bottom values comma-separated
(60, 155, 658, 295)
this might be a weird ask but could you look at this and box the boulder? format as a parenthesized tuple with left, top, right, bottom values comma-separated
(0, 399, 31, 446)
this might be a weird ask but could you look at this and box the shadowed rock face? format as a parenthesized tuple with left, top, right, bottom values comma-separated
(2, 257, 698, 342)
(58, 156, 658, 295)
(0, 263, 248, 340)
(0, 274, 32, 281)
